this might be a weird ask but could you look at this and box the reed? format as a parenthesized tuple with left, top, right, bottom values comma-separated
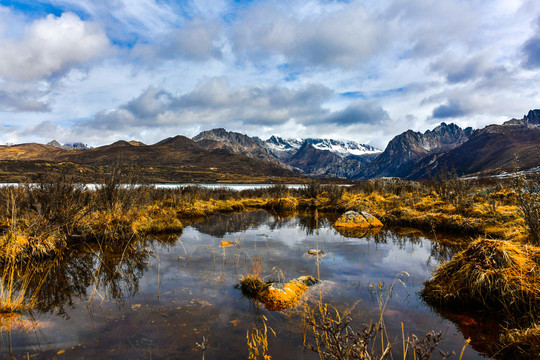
(0, 260, 48, 313)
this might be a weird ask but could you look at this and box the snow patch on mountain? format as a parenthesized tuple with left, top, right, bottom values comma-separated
(264, 136, 381, 157)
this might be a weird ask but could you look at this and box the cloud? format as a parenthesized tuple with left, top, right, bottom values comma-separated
(432, 100, 468, 119)
(430, 52, 510, 84)
(66, 78, 335, 139)
(18, 78, 389, 145)
(0, 85, 50, 112)
(522, 18, 540, 69)
(323, 100, 390, 126)
(2, 0, 540, 149)
(0, 12, 111, 81)
(384, 0, 477, 58)
(232, 3, 389, 68)
(132, 18, 223, 62)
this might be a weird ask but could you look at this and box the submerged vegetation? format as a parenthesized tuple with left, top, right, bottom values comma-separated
(0, 169, 539, 357)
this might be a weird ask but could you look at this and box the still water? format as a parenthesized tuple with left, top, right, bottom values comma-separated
(2, 211, 492, 359)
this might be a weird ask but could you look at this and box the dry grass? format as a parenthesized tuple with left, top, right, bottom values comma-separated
(247, 315, 275, 360)
(422, 238, 540, 315)
(500, 324, 540, 358)
(0, 174, 538, 322)
(0, 260, 48, 314)
(422, 238, 540, 358)
(2, 175, 535, 264)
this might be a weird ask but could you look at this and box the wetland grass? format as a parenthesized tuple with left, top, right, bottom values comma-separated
(422, 238, 540, 358)
(422, 238, 540, 315)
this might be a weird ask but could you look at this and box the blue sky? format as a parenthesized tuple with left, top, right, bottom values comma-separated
(0, 0, 539, 148)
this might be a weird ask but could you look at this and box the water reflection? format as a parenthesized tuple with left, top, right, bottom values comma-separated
(191, 211, 270, 237)
(6, 236, 177, 318)
(1, 210, 484, 359)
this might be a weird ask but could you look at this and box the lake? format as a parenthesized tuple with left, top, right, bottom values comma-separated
(1, 210, 493, 359)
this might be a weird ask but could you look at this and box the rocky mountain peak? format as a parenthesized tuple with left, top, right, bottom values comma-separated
(525, 109, 540, 125)
(46, 140, 91, 150)
(193, 128, 285, 166)
(47, 140, 62, 148)
(355, 122, 473, 179)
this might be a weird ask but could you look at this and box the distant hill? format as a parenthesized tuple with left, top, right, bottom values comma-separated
(0, 135, 303, 183)
(287, 142, 366, 178)
(47, 140, 92, 150)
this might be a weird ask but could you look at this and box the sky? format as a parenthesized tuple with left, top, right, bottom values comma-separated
(0, 0, 539, 149)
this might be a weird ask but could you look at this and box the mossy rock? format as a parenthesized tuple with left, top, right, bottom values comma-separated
(239, 275, 319, 311)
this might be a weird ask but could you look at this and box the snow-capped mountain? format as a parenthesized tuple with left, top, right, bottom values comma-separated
(47, 140, 92, 150)
(264, 136, 381, 158)
(304, 138, 381, 157)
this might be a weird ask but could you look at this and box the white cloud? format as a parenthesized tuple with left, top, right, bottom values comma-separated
(232, 2, 390, 68)
(0, 12, 111, 81)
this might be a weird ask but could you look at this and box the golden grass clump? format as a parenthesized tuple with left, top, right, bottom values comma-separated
(0, 262, 46, 314)
(334, 210, 383, 229)
(499, 324, 540, 357)
(131, 205, 183, 234)
(264, 197, 299, 212)
(84, 205, 138, 240)
(0, 229, 65, 260)
(422, 238, 540, 316)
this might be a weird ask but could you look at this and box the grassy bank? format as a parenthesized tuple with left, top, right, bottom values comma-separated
(1, 174, 538, 263)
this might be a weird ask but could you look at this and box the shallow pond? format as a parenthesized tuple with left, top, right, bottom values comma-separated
(1, 211, 494, 359)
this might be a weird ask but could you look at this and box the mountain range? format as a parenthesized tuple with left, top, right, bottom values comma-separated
(192, 128, 381, 178)
(1, 109, 539, 182)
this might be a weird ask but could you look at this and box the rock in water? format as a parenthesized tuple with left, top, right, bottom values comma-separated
(239, 275, 319, 311)
(258, 275, 319, 311)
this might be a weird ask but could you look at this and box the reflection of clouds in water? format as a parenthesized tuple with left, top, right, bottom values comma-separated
(5, 211, 478, 359)
(156, 213, 443, 309)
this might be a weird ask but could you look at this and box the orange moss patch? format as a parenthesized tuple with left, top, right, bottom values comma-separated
(334, 226, 382, 239)
(257, 276, 317, 311)
(265, 197, 299, 211)
(240, 275, 318, 311)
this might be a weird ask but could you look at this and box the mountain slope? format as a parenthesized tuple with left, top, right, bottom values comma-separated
(287, 142, 366, 178)
(0, 143, 65, 161)
(406, 123, 540, 179)
(193, 129, 379, 178)
(193, 128, 280, 165)
(355, 122, 473, 179)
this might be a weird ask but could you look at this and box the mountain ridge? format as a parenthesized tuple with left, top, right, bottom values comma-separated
(1, 109, 539, 182)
